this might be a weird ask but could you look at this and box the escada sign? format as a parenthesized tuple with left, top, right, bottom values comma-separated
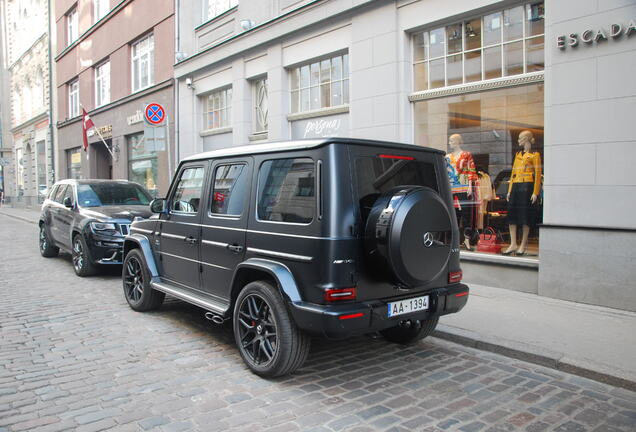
(557, 19, 636, 49)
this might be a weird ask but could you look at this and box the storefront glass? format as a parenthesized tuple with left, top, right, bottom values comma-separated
(127, 132, 167, 197)
(414, 83, 544, 258)
(66, 147, 81, 179)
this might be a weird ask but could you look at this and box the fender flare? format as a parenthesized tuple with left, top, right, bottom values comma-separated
(232, 258, 302, 303)
(123, 234, 159, 278)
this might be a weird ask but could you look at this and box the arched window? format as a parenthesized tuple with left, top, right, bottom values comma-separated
(13, 85, 22, 122)
(23, 80, 32, 118)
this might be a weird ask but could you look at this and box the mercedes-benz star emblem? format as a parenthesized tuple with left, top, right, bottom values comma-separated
(423, 232, 435, 248)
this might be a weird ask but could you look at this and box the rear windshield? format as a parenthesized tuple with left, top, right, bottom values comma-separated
(77, 183, 152, 207)
(355, 155, 438, 216)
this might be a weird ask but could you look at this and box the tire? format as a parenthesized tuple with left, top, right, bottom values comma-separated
(122, 248, 165, 312)
(381, 316, 439, 344)
(72, 234, 97, 277)
(39, 224, 59, 257)
(233, 280, 310, 377)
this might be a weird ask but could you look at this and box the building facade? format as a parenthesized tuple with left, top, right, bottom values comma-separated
(0, 0, 54, 207)
(174, 0, 636, 311)
(55, 0, 175, 197)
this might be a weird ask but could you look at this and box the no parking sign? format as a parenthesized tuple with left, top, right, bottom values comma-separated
(144, 103, 165, 125)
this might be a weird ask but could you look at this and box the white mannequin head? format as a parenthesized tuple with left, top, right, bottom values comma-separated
(448, 133, 463, 152)
(518, 130, 535, 151)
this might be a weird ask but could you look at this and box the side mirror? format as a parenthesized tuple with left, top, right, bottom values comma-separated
(150, 198, 167, 214)
(63, 196, 74, 208)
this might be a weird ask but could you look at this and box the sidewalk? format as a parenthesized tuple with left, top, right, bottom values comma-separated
(437, 283, 636, 390)
(1, 206, 635, 390)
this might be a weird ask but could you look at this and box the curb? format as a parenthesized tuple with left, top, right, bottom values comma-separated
(0, 211, 39, 225)
(432, 328, 636, 392)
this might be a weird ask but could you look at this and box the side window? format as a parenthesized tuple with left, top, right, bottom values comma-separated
(211, 164, 248, 216)
(63, 185, 75, 205)
(170, 167, 205, 214)
(257, 158, 315, 224)
(47, 185, 58, 200)
(54, 185, 67, 203)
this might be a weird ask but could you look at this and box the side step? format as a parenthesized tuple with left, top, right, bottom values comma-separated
(151, 280, 229, 316)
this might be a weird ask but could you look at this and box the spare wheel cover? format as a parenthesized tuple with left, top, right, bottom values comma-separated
(387, 187, 452, 286)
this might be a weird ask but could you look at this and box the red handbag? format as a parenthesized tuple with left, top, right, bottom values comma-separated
(476, 227, 503, 254)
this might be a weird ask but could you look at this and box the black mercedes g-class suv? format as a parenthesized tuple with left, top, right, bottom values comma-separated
(122, 138, 468, 376)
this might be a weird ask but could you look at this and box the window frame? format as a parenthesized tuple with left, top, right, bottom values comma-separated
(131, 33, 155, 93)
(94, 0, 109, 22)
(255, 157, 316, 226)
(289, 52, 350, 114)
(202, 0, 238, 23)
(68, 79, 79, 118)
(203, 87, 232, 131)
(412, 1, 544, 92)
(168, 165, 206, 216)
(67, 7, 78, 46)
(209, 162, 248, 218)
(94, 60, 110, 107)
(252, 77, 268, 134)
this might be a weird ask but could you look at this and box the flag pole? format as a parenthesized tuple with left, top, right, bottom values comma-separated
(93, 127, 115, 159)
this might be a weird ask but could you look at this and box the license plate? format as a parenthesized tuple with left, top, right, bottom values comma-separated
(387, 295, 429, 318)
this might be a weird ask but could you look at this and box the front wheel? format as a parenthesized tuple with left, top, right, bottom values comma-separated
(72, 234, 97, 277)
(233, 281, 310, 377)
(39, 225, 59, 257)
(122, 249, 164, 311)
(381, 316, 439, 344)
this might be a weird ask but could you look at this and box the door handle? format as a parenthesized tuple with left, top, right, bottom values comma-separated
(227, 244, 243, 253)
(184, 236, 198, 244)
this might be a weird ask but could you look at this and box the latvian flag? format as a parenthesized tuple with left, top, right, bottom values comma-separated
(82, 108, 95, 153)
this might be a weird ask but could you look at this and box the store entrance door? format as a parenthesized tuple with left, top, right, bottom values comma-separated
(94, 140, 112, 179)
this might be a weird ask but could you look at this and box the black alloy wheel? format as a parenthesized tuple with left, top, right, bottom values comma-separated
(39, 225, 59, 257)
(122, 249, 164, 311)
(124, 256, 144, 304)
(233, 281, 310, 377)
(237, 294, 278, 366)
(72, 235, 96, 276)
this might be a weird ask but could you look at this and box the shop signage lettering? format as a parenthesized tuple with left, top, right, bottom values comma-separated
(303, 118, 342, 138)
(88, 124, 112, 139)
(127, 110, 143, 125)
(557, 19, 635, 49)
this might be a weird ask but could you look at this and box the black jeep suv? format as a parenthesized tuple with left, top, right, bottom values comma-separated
(122, 138, 468, 376)
(39, 179, 153, 276)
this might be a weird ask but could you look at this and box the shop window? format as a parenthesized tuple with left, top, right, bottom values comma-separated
(66, 147, 81, 179)
(414, 83, 544, 258)
(128, 133, 160, 197)
(257, 158, 315, 224)
(290, 53, 349, 113)
(203, 87, 232, 130)
(413, 2, 544, 91)
(131, 34, 154, 92)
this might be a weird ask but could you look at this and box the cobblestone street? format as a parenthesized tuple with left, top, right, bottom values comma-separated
(1, 214, 635, 432)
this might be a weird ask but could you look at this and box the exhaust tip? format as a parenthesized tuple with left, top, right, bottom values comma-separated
(204, 312, 224, 325)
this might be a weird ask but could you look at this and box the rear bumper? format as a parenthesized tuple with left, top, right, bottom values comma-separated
(289, 283, 469, 339)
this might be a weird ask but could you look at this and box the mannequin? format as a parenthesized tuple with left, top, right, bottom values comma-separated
(503, 130, 542, 255)
(446, 134, 477, 250)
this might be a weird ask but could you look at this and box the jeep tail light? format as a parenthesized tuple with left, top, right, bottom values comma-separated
(339, 313, 364, 320)
(448, 271, 463, 284)
(324, 287, 357, 302)
(379, 154, 415, 160)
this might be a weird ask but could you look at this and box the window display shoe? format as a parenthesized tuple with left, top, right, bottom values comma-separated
(515, 248, 527, 256)
(502, 245, 516, 255)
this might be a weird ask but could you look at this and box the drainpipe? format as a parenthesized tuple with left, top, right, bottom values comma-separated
(174, 0, 180, 169)
(47, 0, 55, 183)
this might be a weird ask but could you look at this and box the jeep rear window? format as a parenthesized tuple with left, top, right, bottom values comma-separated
(257, 158, 315, 224)
(355, 156, 438, 217)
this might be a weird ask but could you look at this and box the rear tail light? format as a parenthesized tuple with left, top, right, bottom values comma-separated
(455, 292, 469, 297)
(339, 313, 364, 320)
(448, 271, 463, 284)
(324, 287, 357, 302)
(379, 154, 415, 160)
